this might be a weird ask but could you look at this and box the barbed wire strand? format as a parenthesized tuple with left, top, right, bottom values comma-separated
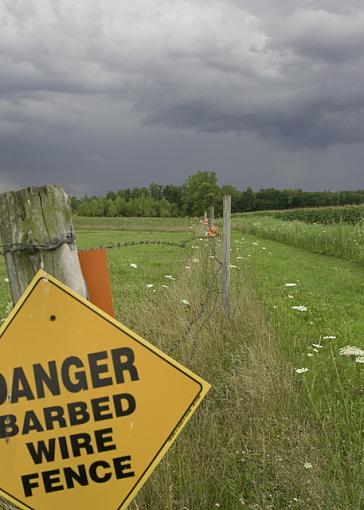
(0, 232, 76, 256)
(0, 231, 224, 357)
(0, 234, 221, 256)
(168, 266, 220, 355)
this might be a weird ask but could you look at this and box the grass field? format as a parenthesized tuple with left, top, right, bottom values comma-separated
(74, 215, 197, 232)
(0, 217, 362, 510)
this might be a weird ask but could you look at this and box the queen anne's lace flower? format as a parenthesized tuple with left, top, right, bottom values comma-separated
(339, 346, 364, 357)
(291, 305, 307, 312)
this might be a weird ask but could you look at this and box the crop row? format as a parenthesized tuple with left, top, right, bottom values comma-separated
(235, 204, 364, 225)
(232, 215, 364, 264)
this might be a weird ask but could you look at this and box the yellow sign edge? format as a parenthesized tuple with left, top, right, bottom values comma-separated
(0, 270, 211, 510)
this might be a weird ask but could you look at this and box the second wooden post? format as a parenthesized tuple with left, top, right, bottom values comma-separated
(222, 195, 231, 315)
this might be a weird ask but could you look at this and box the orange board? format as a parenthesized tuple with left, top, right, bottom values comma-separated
(79, 249, 115, 317)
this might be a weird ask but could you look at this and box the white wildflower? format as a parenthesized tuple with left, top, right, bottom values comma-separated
(164, 275, 175, 280)
(285, 283, 297, 287)
(288, 295, 294, 299)
(130, 263, 138, 269)
(304, 462, 313, 470)
(322, 335, 336, 340)
(355, 356, 364, 363)
(230, 264, 237, 268)
(295, 368, 309, 374)
(291, 306, 307, 312)
(252, 242, 258, 246)
(185, 266, 191, 269)
(307, 353, 314, 357)
(181, 299, 190, 306)
(313, 348, 319, 353)
(262, 247, 267, 250)
(237, 256, 243, 259)
(312, 344, 323, 349)
(193, 258, 199, 263)
(4, 278, 9, 283)
(146, 284, 154, 288)
(339, 346, 364, 357)
(161, 285, 169, 288)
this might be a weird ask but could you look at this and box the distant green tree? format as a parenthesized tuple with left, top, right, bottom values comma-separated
(183, 171, 222, 216)
(237, 187, 256, 212)
(105, 199, 118, 217)
(162, 184, 184, 211)
(70, 196, 80, 213)
(149, 183, 163, 201)
(114, 196, 128, 216)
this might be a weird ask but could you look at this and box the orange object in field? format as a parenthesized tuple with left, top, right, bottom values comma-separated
(208, 224, 217, 238)
(78, 248, 115, 317)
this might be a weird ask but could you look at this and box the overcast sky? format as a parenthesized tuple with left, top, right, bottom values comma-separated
(1, 0, 364, 195)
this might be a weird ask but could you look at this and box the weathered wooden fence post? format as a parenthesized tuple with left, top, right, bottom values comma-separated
(209, 206, 215, 227)
(222, 195, 231, 315)
(0, 185, 87, 304)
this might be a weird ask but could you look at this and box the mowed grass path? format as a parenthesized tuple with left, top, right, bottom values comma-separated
(230, 231, 363, 509)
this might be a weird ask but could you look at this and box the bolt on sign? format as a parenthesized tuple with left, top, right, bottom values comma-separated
(0, 271, 210, 510)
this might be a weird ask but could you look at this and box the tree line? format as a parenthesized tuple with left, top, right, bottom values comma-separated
(71, 171, 364, 217)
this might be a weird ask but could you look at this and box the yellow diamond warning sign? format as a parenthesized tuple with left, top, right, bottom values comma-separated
(0, 271, 210, 510)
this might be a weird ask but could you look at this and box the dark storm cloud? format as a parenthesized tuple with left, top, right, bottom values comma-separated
(1, 0, 364, 193)
(144, 92, 364, 149)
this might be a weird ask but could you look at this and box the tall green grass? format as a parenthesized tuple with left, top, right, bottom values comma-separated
(232, 215, 364, 264)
